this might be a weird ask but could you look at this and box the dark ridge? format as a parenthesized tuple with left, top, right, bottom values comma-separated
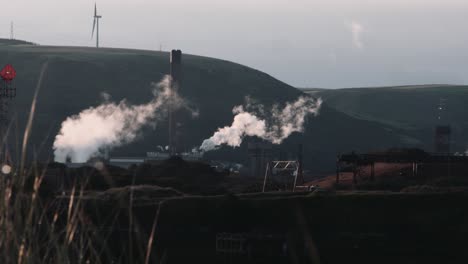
(0, 38, 36, 45)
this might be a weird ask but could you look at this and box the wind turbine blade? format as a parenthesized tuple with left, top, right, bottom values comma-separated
(91, 18, 96, 39)
(94, 3, 97, 17)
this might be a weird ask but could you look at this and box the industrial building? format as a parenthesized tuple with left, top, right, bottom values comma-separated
(336, 149, 468, 185)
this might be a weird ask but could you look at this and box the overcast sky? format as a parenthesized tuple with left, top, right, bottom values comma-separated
(2, 0, 468, 88)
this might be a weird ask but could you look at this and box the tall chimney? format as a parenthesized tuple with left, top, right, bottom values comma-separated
(170, 50, 182, 89)
(169, 50, 182, 156)
(434, 98, 451, 155)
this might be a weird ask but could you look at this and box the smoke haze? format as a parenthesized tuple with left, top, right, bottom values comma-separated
(200, 96, 322, 151)
(53, 76, 184, 163)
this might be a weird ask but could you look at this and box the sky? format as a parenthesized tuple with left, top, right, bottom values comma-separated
(2, 0, 468, 88)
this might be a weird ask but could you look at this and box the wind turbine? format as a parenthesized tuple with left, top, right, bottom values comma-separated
(91, 3, 102, 48)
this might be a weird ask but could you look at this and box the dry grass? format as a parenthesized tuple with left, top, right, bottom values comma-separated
(0, 135, 159, 264)
(0, 61, 159, 263)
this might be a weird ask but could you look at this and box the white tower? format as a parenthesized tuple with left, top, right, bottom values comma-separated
(91, 3, 102, 48)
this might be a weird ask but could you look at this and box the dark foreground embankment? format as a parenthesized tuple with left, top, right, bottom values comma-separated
(149, 191, 468, 264)
(51, 187, 468, 263)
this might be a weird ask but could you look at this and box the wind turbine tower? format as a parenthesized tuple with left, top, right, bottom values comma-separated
(91, 3, 102, 48)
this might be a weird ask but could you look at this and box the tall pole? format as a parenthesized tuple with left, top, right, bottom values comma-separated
(10, 22, 13, 40)
(297, 144, 304, 185)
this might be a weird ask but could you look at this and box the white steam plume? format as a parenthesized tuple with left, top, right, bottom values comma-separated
(53, 75, 185, 163)
(200, 96, 322, 151)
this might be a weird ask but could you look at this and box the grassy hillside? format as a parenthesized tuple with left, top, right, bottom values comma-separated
(0, 39, 424, 174)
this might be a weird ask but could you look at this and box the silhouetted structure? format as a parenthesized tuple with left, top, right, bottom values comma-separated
(0, 64, 16, 154)
(434, 125, 451, 154)
(10, 22, 14, 40)
(263, 160, 301, 192)
(169, 50, 182, 156)
(91, 4, 102, 48)
(336, 149, 468, 184)
(434, 98, 451, 154)
(248, 142, 272, 178)
(297, 144, 304, 185)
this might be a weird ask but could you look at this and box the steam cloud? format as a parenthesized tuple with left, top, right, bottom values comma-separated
(200, 96, 322, 151)
(53, 76, 185, 163)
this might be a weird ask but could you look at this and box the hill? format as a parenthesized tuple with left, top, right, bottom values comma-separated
(0, 39, 35, 46)
(0, 39, 439, 175)
(306, 85, 468, 153)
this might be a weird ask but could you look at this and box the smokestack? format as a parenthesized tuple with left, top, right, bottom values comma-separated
(169, 50, 182, 156)
(170, 50, 182, 87)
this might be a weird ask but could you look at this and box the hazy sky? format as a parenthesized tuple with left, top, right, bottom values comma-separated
(2, 0, 468, 88)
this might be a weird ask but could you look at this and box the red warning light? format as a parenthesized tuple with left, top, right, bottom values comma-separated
(0, 65, 16, 82)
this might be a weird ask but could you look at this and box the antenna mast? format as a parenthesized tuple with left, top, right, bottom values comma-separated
(434, 98, 451, 154)
(437, 98, 447, 123)
(10, 22, 13, 40)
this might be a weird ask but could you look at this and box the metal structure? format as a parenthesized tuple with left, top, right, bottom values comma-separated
(336, 150, 468, 185)
(0, 64, 17, 117)
(434, 98, 451, 154)
(297, 144, 304, 186)
(248, 142, 272, 178)
(215, 232, 288, 263)
(0, 65, 17, 98)
(91, 3, 102, 48)
(216, 233, 247, 254)
(168, 50, 182, 156)
(0, 64, 16, 165)
(262, 160, 302, 192)
(10, 22, 14, 40)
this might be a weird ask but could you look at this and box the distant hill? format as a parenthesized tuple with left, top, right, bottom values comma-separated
(0, 39, 306, 159)
(304, 85, 468, 154)
(0, 39, 35, 46)
(2, 39, 461, 175)
(303, 84, 468, 127)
